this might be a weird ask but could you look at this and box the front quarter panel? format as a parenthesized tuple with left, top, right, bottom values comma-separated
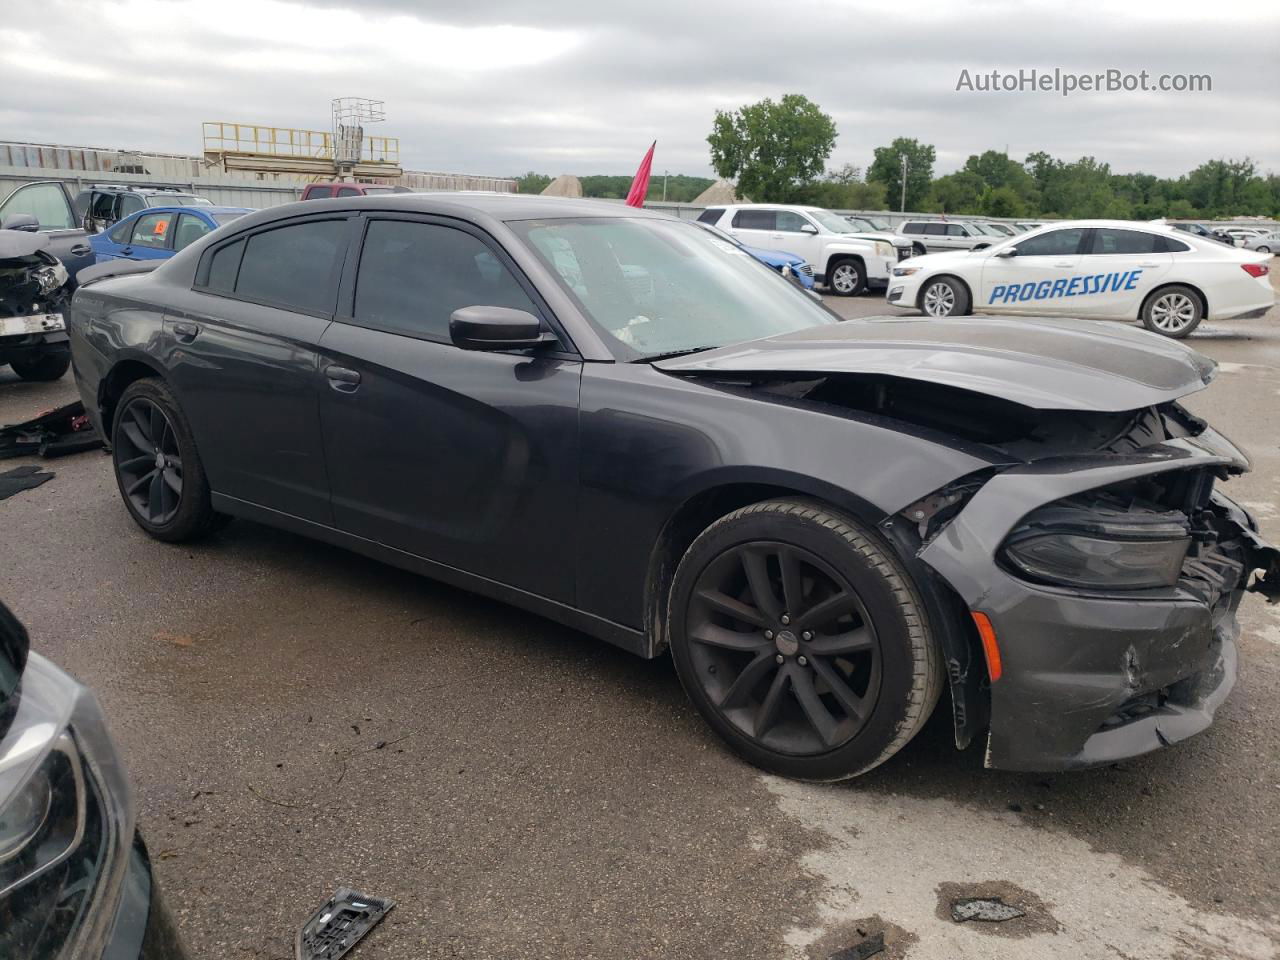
(575, 363, 1003, 630)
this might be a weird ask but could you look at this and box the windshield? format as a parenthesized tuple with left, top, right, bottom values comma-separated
(864, 216, 891, 230)
(694, 221, 745, 248)
(806, 209, 857, 234)
(509, 217, 835, 360)
(361, 186, 398, 195)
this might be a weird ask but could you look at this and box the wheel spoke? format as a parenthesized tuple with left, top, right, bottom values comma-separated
(126, 468, 157, 496)
(691, 624, 770, 653)
(740, 548, 781, 621)
(162, 469, 182, 496)
(117, 454, 154, 472)
(810, 657, 868, 722)
(795, 590, 858, 632)
(132, 403, 154, 444)
(149, 405, 165, 450)
(148, 472, 165, 519)
(778, 547, 805, 615)
(806, 627, 873, 657)
(754, 667, 790, 738)
(791, 669, 838, 746)
(697, 588, 765, 628)
(720, 651, 777, 710)
(120, 420, 152, 455)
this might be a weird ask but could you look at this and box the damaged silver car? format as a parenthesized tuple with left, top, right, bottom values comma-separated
(1, 217, 73, 381)
(69, 196, 1280, 779)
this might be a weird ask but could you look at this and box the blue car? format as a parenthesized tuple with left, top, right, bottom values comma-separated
(90, 205, 252, 264)
(695, 222, 815, 289)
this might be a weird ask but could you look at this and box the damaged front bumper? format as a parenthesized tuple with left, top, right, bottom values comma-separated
(919, 431, 1280, 772)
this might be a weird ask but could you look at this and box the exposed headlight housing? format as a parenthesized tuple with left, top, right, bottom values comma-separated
(0, 656, 135, 959)
(1001, 496, 1191, 590)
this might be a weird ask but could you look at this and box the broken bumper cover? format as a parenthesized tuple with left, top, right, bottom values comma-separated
(920, 433, 1280, 772)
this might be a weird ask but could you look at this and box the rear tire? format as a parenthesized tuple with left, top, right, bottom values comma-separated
(668, 499, 943, 781)
(111, 378, 223, 542)
(919, 276, 970, 318)
(1142, 285, 1203, 338)
(827, 258, 866, 296)
(9, 351, 70, 381)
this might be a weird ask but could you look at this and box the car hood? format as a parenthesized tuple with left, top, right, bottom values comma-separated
(901, 248, 990, 267)
(654, 315, 1217, 411)
(742, 244, 806, 267)
(0, 229, 51, 260)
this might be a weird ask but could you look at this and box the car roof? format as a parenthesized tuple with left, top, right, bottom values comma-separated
(115, 205, 252, 218)
(238, 192, 673, 225)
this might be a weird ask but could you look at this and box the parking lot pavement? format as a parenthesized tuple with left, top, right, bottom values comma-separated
(3, 290, 1279, 959)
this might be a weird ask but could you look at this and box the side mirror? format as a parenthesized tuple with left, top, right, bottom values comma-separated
(799, 224, 819, 235)
(994, 246, 1017, 258)
(450, 306, 554, 351)
(1, 213, 39, 232)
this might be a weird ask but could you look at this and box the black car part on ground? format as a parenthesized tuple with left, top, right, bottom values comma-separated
(0, 400, 103, 460)
(0, 464, 55, 501)
(297, 888, 396, 960)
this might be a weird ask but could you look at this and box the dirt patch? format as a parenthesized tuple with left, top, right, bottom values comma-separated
(803, 915, 917, 960)
(934, 880, 1061, 939)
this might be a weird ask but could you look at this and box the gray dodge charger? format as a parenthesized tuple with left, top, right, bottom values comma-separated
(68, 194, 1280, 780)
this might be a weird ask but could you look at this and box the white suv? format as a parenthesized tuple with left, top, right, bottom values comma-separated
(897, 219, 993, 253)
(698, 204, 900, 295)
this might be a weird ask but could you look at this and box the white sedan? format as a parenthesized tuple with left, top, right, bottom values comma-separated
(886, 219, 1275, 338)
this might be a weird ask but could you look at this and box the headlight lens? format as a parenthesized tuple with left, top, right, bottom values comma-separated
(1001, 496, 1191, 590)
(893, 266, 920, 276)
(875, 241, 893, 257)
(0, 657, 134, 960)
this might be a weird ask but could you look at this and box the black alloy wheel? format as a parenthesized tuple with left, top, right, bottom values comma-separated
(116, 396, 184, 525)
(670, 500, 942, 781)
(685, 541, 881, 755)
(111, 378, 223, 542)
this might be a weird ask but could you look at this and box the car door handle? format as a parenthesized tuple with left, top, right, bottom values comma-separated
(1052, 261, 1075, 267)
(1137, 260, 1159, 267)
(172, 321, 200, 342)
(70, 243, 91, 256)
(324, 365, 361, 392)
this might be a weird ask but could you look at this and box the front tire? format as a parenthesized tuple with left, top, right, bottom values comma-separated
(9, 351, 70, 381)
(919, 276, 970, 318)
(111, 378, 222, 542)
(1142, 285, 1203, 338)
(827, 258, 866, 296)
(668, 499, 943, 781)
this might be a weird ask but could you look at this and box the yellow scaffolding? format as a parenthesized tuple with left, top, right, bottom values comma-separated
(202, 122, 399, 165)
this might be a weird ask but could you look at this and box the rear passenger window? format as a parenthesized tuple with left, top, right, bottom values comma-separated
(353, 219, 539, 342)
(696, 208, 724, 225)
(234, 219, 348, 314)
(900, 223, 924, 234)
(1090, 229, 1160, 255)
(336, 186, 361, 197)
(732, 210, 776, 230)
(923, 223, 947, 236)
(1158, 235, 1191, 253)
(173, 214, 212, 252)
(204, 239, 244, 293)
(131, 213, 174, 249)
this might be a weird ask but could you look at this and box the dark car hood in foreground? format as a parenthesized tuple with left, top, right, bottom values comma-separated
(655, 316, 1217, 411)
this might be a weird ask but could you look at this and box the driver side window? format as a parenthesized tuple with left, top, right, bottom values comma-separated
(775, 211, 810, 232)
(1015, 228, 1086, 257)
(0, 182, 75, 230)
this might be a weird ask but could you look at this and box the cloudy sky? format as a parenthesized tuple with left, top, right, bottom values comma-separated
(2, 0, 1277, 180)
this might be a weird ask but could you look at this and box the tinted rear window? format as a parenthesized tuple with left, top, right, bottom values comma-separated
(205, 239, 244, 293)
(696, 208, 724, 225)
(234, 219, 347, 314)
(732, 209, 776, 230)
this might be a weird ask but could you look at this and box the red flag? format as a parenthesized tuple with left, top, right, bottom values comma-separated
(625, 141, 656, 208)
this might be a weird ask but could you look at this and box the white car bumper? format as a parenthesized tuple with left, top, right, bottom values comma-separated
(1207, 273, 1276, 321)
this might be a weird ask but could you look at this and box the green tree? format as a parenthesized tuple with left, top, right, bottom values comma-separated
(868, 138, 935, 211)
(927, 171, 984, 213)
(515, 172, 552, 194)
(708, 94, 838, 202)
(983, 186, 1027, 218)
(800, 163, 888, 210)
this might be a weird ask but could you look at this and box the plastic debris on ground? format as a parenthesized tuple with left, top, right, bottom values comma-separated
(950, 896, 1027, 923)
(296, 888, 396, 960)
(0, 400, 103, 460)
(0, 464, 55, 501)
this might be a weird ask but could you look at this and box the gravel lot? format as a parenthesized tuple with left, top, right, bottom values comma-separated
(2, 284, 1278, 960)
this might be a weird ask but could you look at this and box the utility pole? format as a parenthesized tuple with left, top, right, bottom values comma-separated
(663, 170, 669, 202)
(900, 153, 909, 212)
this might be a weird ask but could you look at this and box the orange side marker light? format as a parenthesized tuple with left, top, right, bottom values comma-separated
(971, 611, 1002, 682)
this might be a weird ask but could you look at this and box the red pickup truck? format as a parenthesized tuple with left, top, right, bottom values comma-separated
(300, 182, 409, 200)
